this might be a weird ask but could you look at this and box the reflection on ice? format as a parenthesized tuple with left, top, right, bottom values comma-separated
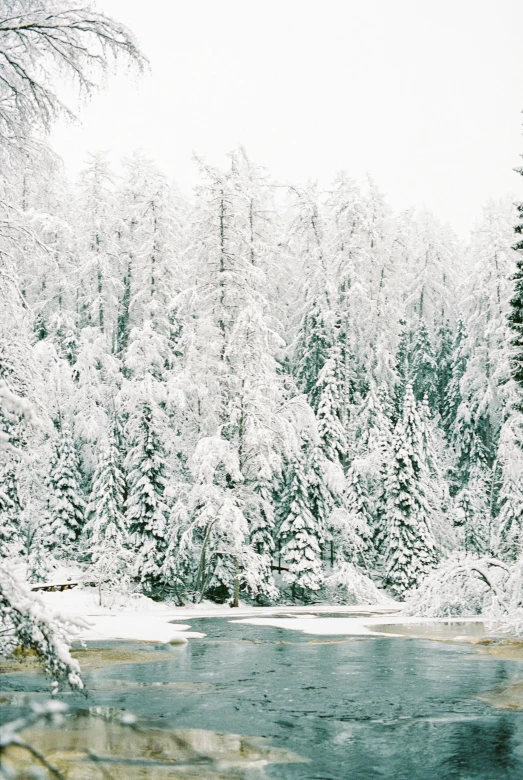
(4, 713, 306, 778)
(0, 642, 187, 675)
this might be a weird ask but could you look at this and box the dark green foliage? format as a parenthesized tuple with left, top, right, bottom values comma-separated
(509, 253, 523, 398)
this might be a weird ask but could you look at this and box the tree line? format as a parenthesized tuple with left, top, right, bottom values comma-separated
(1, 142, 521, 605)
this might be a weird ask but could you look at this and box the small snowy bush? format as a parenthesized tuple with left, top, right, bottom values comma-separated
(325, 562, 393, 606)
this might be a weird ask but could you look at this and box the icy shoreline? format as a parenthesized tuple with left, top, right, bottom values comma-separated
(34, 586, 493, 644)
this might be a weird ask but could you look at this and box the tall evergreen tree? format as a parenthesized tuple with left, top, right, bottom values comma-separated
(338, 461, 373, 569)
(443, 319, 468, 438)
(509, 171, 523, 397)
(383, 384, 438, 597)
(47, 424, 85, 547)
(453, 466, 490, 555)
(279, 444, 323, 596)
(84, 428, 129, 604)
(349, 382, 393, 563)
(293, 298, 333, 410)
(85, 428, 127, 560)
(315, 344, 348, 467)
(435, 320, 454, 421)
(125, 394, 170, 592)
(495, 399, 523, 560)
(410, 322, 438, 410)
(306, 436, 337, 561)
(0, 470, 19, 557)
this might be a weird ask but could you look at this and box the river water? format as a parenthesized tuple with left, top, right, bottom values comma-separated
(2, 616, 523, 779)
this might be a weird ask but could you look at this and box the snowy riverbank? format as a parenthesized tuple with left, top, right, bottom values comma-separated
(33, 586, 493, 644)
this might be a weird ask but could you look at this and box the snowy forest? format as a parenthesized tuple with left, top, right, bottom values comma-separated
(2, 141, 523, 611)
(1, 1, 523, 621)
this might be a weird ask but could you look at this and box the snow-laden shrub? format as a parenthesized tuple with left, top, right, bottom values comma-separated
(490, 559, 523, 636)
(325, 562, 393, 606)
(403, 553, 509, 618)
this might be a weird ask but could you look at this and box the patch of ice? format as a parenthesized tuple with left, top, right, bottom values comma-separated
(231, 614, 485, 637)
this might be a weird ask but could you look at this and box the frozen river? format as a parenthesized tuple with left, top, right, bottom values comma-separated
(2, 615, 523, 778)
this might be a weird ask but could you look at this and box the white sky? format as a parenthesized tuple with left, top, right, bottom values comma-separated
(51, 0, 523, 236)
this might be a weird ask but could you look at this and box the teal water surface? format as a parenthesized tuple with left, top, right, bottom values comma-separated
(2, 616, 523, 779)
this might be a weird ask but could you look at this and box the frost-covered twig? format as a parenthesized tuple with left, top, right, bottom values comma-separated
(0, 700, 68, 780)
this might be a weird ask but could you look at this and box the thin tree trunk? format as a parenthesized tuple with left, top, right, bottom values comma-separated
(232, 556, 240, 607)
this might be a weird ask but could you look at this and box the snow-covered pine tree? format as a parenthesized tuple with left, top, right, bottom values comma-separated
(453, 466, 490, 555)
(446, 202, 515, 554)
(73, 328, 118, 479)
(403, 210, 459, 337)
(85, 427, 127, 564)
(116, 153, 185, 347)
(47, 423, 85, 548)
(492, 171, 523, 560)
(443, 318, 468, 439)
(315, 344, 348, 467)
(383, 384, 438, 597)
(394, 321, 412, 418)
(326, 461, 384, 605)
(27, 534, 50, 583)
(410, 321, 438, 411)
(176, 433, 272, 604)
(293, 297, 333, 411)
(0, 476, 17, 558)
(226, 304, 286, 600)
(497, 475, 523, 561)
(510, 165, 523, 398)
(311, 342, 349, 562)
(326, 172, 372, 401)
(124, 389, 169, 593)
(337, 460, 373, 569)
(495, 389, 523, 560)
(279, 443, 323, 598)
(348, 381, 393, 564)
(418, 394, 452, 553)
(84, 429, 129, 606)
(289, 184, 336, 411)
(0, 459, 23, 558)
(493, 185, 523, 559)
(306, 435, 337, 564)
(458, 200, 515, 468)
(435, 320, 454, 421)
(174, 152, 287, 604)
(174, 158, 248, 603)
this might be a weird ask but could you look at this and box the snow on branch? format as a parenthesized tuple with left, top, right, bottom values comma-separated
(0, 1, 146, 145)
(0, 562, 83, 689)
(403, 553, 511, 620)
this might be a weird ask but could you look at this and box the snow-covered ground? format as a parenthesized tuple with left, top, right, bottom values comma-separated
(34, 586, 485, 644)
(231, 613, 485, 637)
